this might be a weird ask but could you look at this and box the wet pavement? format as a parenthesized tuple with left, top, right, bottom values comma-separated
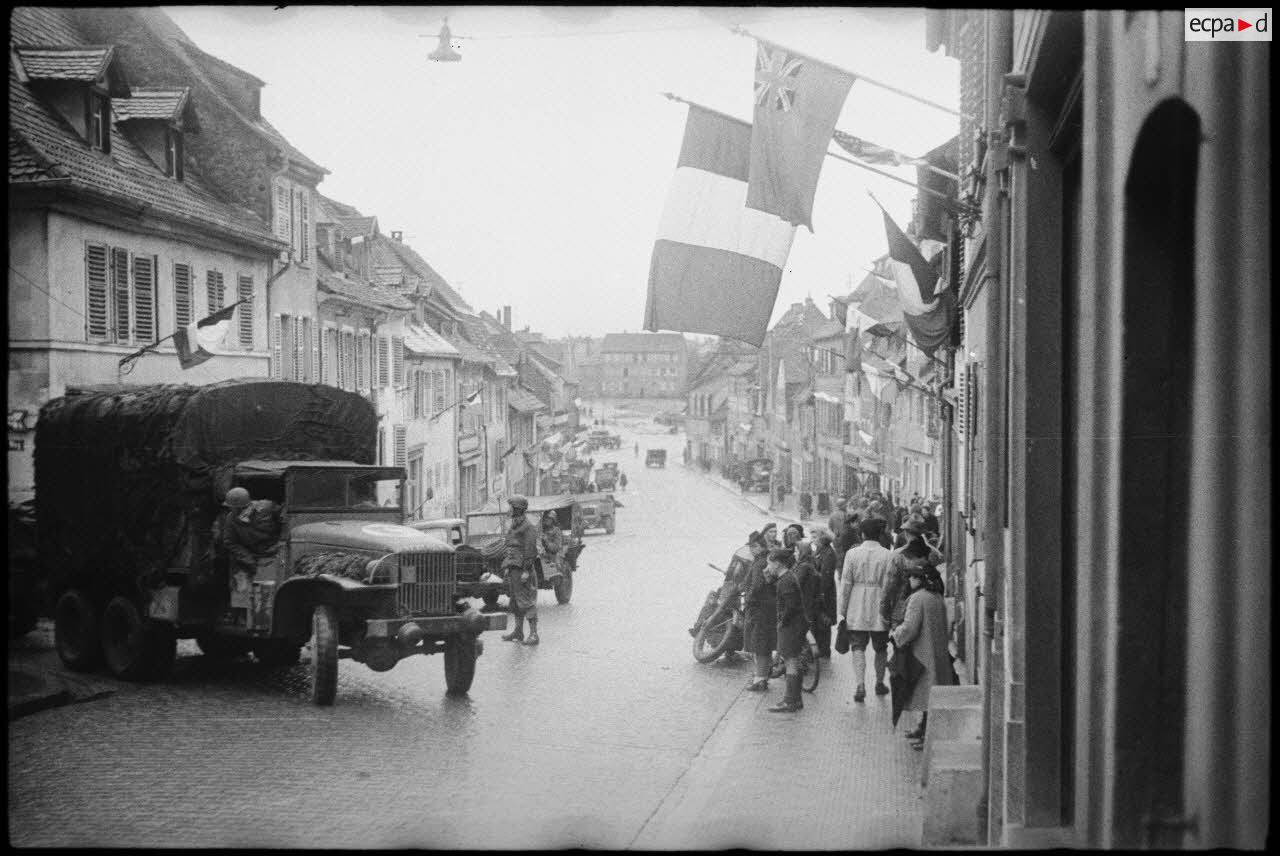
(7, 405, 924, 848)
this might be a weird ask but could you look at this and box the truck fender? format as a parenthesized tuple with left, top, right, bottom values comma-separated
(270, 575, 350, 640)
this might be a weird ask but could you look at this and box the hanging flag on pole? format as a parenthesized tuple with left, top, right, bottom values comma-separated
(746, 39, 855, 231)
(645, 104, 797, 348)
(874, 197, 956, 356)
(173, 300, 246, 369)
(833, 130, 929, 167)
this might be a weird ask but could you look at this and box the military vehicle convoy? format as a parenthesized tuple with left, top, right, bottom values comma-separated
(33, 379, 504, 704)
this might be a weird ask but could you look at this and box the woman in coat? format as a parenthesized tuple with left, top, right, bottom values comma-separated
(889, 565, 953, 743)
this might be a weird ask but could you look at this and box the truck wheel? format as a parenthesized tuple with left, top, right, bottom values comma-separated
(254, 639, 302, 667)
(310, 604, 339, 706)
(54, 589, 101, 672)
(553, 570, 574, 604)
(101, 596, 162, 681)
(443, 636, 477, 696)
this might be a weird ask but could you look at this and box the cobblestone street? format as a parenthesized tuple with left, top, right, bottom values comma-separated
(8, 417, 924, 848)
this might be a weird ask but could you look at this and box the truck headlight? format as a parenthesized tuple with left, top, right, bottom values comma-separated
(364, 555, 395, 584)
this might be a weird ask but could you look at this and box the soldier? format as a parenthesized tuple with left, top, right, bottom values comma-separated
(500, 496, 542, 645)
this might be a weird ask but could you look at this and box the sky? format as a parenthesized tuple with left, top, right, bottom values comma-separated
(161, 6, 959, 339)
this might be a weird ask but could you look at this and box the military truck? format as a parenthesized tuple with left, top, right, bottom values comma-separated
(34, 379, 504, 705)
(452, 496, 586, 606)
(573, 492, 618, 535)
(594, 461, 619, 491)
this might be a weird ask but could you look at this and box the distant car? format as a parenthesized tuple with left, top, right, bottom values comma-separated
(646, 449, 667, 468)
(572, 492, 618, 535)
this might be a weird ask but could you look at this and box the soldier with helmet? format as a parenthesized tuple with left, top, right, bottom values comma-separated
(212, 486, 280, 591)
(500, 495, 542, 645)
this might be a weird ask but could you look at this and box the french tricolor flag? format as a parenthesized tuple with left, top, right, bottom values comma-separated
(644, 105, 796, 348)
(173, 300, 244, 369)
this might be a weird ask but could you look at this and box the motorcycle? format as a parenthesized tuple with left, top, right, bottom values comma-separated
(690, 548, 752, 664)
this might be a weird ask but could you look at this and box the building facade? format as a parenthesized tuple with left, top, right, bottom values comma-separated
(598, 332, 688, 398)
(928, 9, 1269, 848)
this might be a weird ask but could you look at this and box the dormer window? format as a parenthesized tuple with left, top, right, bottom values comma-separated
(87, 90, 111, 152)
(165, 128, 184, 180)
(14, 45, 130, 152)
(112, 88, 195, 181)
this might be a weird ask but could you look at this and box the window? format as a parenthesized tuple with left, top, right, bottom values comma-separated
(173, 263, 193, 329)
(87, 91, 110, 153)
(295, 187, 311, 264)
(433, 370, 445, 415)
(207, 270, 225, 314)
(165, 128, 184, 180)
(237, 275, 254, 348)
(83, 243, 156, 344)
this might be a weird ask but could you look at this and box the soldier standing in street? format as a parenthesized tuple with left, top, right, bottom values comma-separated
(501, 496, 541, 645)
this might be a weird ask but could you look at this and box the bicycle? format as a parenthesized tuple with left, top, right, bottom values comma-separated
(770, 633, 821, 693)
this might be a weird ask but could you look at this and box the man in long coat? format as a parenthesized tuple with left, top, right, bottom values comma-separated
(742, 534, 775, 692)
(810, 528, 839, 658)
(839, 517, 894, 703)
(501, 496, 542, 645)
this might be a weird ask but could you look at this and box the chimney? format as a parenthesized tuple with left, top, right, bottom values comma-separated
(503, 306, 511, 330)
(391, 230, 403, 242)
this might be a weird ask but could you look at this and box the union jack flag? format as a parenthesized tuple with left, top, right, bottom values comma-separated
(754, 44, 804, 112)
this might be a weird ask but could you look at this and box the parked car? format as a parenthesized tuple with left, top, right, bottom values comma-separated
(646, 449, 667, 468)
(745, 457, 773, 492)
(573, 492, 619, 535)
(594, 461, 619, 491)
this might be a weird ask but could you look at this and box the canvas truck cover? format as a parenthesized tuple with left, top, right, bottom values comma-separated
(34, 379, 377, 593)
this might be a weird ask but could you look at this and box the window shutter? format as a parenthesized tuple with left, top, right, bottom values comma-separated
(111, 247, 130, 342)
(342, 331, 356, 391)
(237, 274, 254, 348)
(299, 189, 311, 263)
(270, 315, 283, 378)
(132, 254, 156, 343)
(173, 263, 192, 329)
(85, 243, 109, 339)
(433, 370, 444, 415)
(357, 331, 370, 391)
(394, 425, 407, 467)
(308, 317, 319, 383)
(290, 188, 301, 262)
(292, 316, 302, 381)
(207, 270, 225, 314)
(392, 336, 405, 387)
(273, 180, 290, 241)
(378, 336, 390, 388)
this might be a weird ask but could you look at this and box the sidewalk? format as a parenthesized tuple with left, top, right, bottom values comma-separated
(684, 462, 824, 532)
(8, 619, 118, 720)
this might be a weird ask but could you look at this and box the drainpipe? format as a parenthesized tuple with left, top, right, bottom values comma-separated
(977, 9, 1013, 845)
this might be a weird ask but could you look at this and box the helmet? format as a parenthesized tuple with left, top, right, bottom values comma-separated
(223, 487, 251, 509)
(508, 495, 528, 512)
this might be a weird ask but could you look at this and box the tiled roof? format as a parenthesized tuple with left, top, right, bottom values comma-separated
(459, 316, 517, 377)
(439, 327, 490, 365)
(112, 87, 188, 122)
(477, 312, 524, 367)
(403, 321, 459, 359)
(849, 271, 905, 325)
(518, 360, 554, 406)
(601, 332, 687, 353)
(316, 193, 360, 219)
(383, 238, 471, 313)
(316, 256, 412, 310)
(508, 386, 546, 413)
(9, 132, 61, 181)
(336, 214, 377, 238)
(14, 45, 114, 82)
(9, 76, 280, 249)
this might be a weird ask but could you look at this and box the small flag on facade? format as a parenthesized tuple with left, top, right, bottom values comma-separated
(465, 388, 482, 405)
(833, 131, 929, 167)
(844, 328, 862, 374)
(878, 203, 956, 356)
(645, 105, 797, 348)
(173, 300, 244, 369)
(746, 39, 855, 231)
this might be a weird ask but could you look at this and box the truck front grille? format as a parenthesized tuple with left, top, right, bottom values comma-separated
(397, 552, 456, 616)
